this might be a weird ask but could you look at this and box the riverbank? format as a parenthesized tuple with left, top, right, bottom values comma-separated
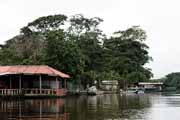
(67, 90, 118, 96)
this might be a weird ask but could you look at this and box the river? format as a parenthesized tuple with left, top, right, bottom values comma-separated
(0, 93, 180, 120)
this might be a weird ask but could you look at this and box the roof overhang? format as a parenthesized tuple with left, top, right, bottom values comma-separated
(0, 65, 70, 78)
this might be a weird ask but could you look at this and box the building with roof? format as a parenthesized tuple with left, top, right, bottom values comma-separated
(99, 80, 118, 91)
(0, 65, 70, 97)
(138, 82, 163, 92)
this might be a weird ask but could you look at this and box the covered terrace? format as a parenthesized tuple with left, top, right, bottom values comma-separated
(0, 65, 70, 97)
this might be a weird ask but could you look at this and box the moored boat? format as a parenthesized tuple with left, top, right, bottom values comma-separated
(87, 86, 104, 95)
(122, 88, 145, 94)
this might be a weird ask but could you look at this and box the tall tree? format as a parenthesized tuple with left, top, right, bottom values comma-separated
(104, 26, 152, 86)
(0, 33, 45, 65)
(163, 72, 180, 90)
(21, 14, 67, 35)
(68, 14, 106, 85)
(0, 14, 153, 89)
(44, 30, 85, 79)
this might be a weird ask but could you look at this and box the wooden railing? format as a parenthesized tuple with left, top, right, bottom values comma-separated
(23, 89, 57, 95)
(0, 89, 67, 96)
(0, 89, 21, 95)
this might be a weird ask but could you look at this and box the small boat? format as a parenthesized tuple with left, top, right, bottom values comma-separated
(87, 86, 104, 95)
(136, 89, 145, 94)
(123, 88, 145, 94)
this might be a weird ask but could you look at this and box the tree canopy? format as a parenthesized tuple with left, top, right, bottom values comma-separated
(0, 14, 153, 88)
(162, 72, 180, 91)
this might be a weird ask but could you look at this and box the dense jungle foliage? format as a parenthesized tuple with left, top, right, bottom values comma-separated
(0, 14, 153, 88)
(162, 72, 180, 91)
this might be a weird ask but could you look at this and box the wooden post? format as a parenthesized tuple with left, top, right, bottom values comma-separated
(18, 74, 22, 95)
(56, 76, 59, 96)
(64, 79, 66, 89)
(56, 76, 59, 89)
(39, 75, 42, 94)
(10, 75, 12, 89)
(49, 77, 50, 89)
(19, 75, 21, 89)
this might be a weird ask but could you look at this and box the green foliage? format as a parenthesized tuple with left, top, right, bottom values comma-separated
(163, 72, 180, 90)
(0, 14, 153, 89)
(126, 72, 148, 83)
(44, 30, 85, 79)
(103, 26, 152, 84)
(21, 14, 67, 34)
(68, 14, 105, 73)
(0, 34, 45, 65)
(99, 71, 121, 80)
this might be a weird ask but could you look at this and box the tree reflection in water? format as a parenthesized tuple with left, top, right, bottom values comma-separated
(65, 94, 152, 120)
(0, 94, 168, 120)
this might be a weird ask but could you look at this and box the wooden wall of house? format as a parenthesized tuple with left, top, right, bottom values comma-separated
(0, 74, 65, 89)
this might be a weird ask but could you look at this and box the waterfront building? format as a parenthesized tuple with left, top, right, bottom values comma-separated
(138, 82, 163, 92)
(100, 80, 118, 91)
(0, 65, 70, 97)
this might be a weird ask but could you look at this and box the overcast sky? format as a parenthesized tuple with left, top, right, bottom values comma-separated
(0, 0, 180, 78)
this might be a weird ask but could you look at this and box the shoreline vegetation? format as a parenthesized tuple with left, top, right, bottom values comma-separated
(0, 13, 154, 91)
(157, 72, 180, 92)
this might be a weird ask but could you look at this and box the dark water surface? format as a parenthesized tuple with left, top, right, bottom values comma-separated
(1, 93, 180, 120)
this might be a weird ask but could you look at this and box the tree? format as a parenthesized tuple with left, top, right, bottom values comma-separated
(21, 14, 67, 35)
(163, 72, 180, 91)
(0, 14, 153, 90)
(44, 30, 85, 80)
(0, 33, 45, 65)
(104, 26, 152, 88)
(68, 14, 106, 85)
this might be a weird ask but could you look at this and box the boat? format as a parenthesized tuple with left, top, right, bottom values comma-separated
(123, 87, 145, 94)
(87, 86, 104, 95)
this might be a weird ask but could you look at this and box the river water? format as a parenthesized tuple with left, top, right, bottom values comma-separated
(0, 93, 180, 120)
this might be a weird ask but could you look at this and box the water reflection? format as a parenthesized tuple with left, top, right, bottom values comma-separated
(0, 99, 68, 120)
(65, 94, 152, 120)
(1, 93, 180, 120)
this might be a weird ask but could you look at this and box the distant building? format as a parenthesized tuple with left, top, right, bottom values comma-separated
(138, 82, 163, 92)
(0, 65, 70, 97)
(100, 80, 118, 91)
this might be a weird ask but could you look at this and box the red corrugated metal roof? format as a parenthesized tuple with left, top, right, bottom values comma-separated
(0, 65, 70, 78)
